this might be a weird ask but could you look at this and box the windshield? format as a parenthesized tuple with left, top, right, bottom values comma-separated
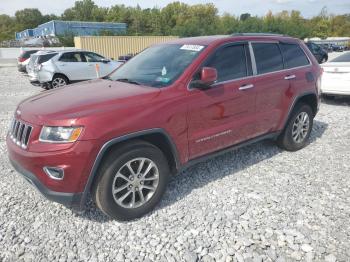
(107, 44, 206, 87)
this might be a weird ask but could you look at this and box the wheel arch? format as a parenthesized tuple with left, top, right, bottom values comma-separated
(52, 73, 69, 82)
(282, 92, 319, 131)
(80, 128, 181, 208)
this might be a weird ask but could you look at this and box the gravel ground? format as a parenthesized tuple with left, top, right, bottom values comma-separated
(0, 67, 349, 262)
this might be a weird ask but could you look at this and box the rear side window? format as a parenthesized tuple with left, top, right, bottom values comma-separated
(206, 44, 248, 82)
(38, 53, 57, 64)
(59, 52, 84, 62)
(253, 43, 283, 74)
(280, 43, 309, 69)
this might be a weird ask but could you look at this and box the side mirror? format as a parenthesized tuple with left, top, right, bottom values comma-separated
(191, 67, 218, 89)
(101, 58, 110, 63)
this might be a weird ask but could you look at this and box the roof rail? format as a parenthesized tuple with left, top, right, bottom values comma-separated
(232, 33, 287, 37)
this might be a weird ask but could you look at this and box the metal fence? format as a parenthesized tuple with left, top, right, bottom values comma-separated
(74, 36, 179, 60)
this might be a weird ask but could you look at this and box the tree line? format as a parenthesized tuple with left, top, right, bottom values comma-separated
(0, 0, 349, 43)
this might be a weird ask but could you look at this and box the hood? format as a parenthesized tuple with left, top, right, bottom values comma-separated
(17, 79, 161, 124)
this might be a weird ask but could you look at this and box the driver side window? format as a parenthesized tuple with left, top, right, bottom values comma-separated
(84, 52, 104, 62)
(205, 44, 248, 82)
(59, 52, 84, 62)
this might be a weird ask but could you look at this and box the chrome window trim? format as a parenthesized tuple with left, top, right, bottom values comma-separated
(187, 40, 314, 91)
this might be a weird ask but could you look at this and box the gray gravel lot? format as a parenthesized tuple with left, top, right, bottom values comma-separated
(0, 67, 349, 262)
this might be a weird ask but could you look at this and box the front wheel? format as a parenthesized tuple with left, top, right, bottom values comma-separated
(92, 141, 170, 220)
(277, 104, 314, 151)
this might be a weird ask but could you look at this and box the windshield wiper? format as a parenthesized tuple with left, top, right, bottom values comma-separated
(115, 78, 141, 85)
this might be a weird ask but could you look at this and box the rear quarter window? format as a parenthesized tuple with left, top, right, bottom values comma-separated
(252, 43, 283, 74)
(38, 53, 57, 64)
(280, 43, 310, 69)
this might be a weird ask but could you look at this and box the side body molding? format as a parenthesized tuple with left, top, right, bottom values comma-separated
(80, 128, 181, 208)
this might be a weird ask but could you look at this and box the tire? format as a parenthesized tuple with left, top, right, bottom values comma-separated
(51, 75, 68, 89)
(321, 56, 328, 64)
(92, 140, 170, 220)
(277, 103, 314, 151)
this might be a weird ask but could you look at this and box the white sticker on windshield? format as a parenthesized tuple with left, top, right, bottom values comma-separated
(161, 66, 167, 76)
(180, 45, 204, 52)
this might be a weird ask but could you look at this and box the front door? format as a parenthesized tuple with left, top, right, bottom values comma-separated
(187, 43, 258, 159)
(56, 52, 90, 81)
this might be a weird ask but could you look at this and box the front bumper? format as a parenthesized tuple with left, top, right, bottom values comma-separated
(7, 133, 100, 211)
(10, 158, 83, 210)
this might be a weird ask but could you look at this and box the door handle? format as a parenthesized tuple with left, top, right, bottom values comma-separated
(239, 84, 254, 91)
(284, 74, 296, 80)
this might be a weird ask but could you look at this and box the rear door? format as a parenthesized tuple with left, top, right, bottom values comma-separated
(252, 42, 290, 135)
(187, 43, 258, 159)
(280, 42, 313, 95)
(56, 52, 89, 81)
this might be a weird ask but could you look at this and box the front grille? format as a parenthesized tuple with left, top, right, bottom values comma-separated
(9, 119, 33, 149)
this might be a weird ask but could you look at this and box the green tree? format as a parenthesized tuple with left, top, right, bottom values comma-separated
(1, 0, 350, 43)
(61, 0, 106, 21)
(0, 15, 17, 41)
(15, 8, 44, 30)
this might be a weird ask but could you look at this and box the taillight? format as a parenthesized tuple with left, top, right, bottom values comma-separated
(18, 57, 26, 63)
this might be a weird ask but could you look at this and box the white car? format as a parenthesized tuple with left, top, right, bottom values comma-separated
(28, 50, 122, 89)
(321, 52, 350, 96)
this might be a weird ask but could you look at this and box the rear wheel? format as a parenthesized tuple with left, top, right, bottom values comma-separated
(92, 141, 170, 220)
(277, 104, 314, 151)
(51, 75, 68, 89)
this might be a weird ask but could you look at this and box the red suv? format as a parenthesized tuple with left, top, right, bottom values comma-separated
(7, 34, 321, 220)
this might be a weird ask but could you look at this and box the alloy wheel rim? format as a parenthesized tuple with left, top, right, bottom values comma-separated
(52, 78, 66, 88)
(292, 112, 310, 143)
(112, 157, 159, 209)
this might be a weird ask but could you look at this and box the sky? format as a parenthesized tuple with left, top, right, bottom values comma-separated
(0, 0, 349, 18)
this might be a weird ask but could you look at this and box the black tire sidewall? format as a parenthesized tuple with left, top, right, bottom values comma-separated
(95, 144, 170, 220)
(280, 104, 314, 151)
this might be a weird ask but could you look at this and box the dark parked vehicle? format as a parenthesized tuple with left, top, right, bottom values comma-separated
(17, 49, 39, 73)
(118, 53, 134, 62)
(7, 34, 322, 220)
(331, 45, 344, 52)
(305, 42, 328, 64)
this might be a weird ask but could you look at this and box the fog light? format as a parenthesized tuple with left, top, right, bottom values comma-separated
(43, 167, 64, 180)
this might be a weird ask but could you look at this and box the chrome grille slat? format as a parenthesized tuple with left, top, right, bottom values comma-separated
(8, 118, 32, 149)
(21, 125, 28, 146)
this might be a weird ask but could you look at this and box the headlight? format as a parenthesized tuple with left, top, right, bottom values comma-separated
(39, 126, 83, 143)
